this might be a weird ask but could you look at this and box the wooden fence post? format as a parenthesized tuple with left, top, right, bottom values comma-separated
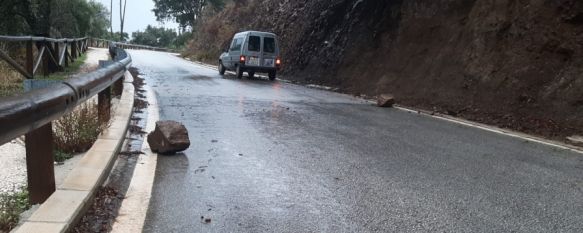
(26, 40, 33, 79)
(71, 42, 77, 60)
(64, 44, 69, 67)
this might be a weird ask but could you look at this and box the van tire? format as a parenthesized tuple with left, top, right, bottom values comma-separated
(236, 66, 243, 79)
(268, 71, 276, 81)
(248, 71, 255, 79)
(218, 62, 226, 75)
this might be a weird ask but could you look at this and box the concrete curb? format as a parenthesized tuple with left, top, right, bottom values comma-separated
(13, 72, 135, 233)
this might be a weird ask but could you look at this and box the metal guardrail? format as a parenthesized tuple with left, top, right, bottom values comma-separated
(91, 38, 178, 53)
(0, 36, 132, 204)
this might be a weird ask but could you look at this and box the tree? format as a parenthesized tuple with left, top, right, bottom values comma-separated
(0, 0, 110, 38)
(152, 0, 225, 29)
(110, 0, 113, 37)
(119, 0, 127, 41)
(0, 0, 52, 36)
(50, 0, 110, 38)
(131, 25, 178, 48)
(86, 1, 111, 38)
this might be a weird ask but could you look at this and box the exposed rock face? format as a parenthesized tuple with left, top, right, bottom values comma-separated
(377, 94, 395, 108)
(188, 0, 583, 139)
(147, 121, 190, 154)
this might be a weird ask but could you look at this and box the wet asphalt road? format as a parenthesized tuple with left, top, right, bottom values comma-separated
(128, 50, 583, 233)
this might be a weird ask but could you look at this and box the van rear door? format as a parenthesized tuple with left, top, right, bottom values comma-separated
(245, 36, 262, 67)
(262, 37, 277, 68)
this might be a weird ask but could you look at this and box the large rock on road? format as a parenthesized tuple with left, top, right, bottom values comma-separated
(147, 120, 191, 154)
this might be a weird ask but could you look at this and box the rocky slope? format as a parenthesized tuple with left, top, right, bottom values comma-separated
(186, 0, 583, 140)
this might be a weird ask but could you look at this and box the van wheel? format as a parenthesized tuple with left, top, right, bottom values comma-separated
(268, 71, 276, 81)
(218, 62, 226, 75)
(236, 66, 243, 79)
(248, 71, 255, 79)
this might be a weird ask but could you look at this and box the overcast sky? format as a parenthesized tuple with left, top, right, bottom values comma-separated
(94, 0, 180, 34)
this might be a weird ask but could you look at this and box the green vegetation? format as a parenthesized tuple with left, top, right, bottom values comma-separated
(54, 149, 73, 163)
(132, 25, 190, 49)
(0, 186, 30, 232)
(153, 0, 226, 30)
(0, 0, 110, 38)
(44, 53, 88, 80)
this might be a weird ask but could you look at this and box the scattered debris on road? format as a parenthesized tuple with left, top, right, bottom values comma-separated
(134, 98, 149, 109)
(72, 186, 123, 233)
(200, 216, 212, 224)
(118, 151, 145, 157)
(147, 121, 191, 154)
(128, 125, 147, 135)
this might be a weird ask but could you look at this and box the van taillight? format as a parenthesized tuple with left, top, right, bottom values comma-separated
(240, 56, 246, 63)
(276, 58, 281, 65)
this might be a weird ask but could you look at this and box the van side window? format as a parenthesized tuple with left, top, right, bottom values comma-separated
(231, 38, 243, 51)
(248, 36, 261, 52)
(229, 39, 238, 51)
(264, 37, 275, 53)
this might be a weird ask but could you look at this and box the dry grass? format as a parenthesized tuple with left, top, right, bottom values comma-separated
(53, 102, 109, 154)
(0, 61, 24, 97)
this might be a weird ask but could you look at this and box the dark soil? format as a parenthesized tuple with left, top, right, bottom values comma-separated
(188, 0, 583, 142)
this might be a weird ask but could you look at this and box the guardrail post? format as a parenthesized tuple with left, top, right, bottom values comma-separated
(98, 87, 111, 123)
(26, 40, 34, 79)
(71, 42, 77, 60)
(25, 123, 56, 204)
(112, 76, 124, 97)
(46, 42, 59, 73)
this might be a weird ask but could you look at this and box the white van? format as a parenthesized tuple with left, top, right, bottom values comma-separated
(218, 31, 281, 81)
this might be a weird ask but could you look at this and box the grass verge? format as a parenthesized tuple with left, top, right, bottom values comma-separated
(44, 53, 88, 80)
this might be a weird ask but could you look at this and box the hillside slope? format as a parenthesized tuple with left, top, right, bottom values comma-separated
(186, 0, 583, 140)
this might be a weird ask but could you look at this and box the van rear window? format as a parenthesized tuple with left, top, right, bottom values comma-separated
(248, 36, 261, 52)
(264, 37, 276, 53)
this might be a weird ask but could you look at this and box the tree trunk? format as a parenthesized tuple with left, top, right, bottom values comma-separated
(110, 0, 113, 38)
(119, 0, 127, 41)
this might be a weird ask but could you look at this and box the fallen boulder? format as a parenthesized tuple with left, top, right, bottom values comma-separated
(147, 120, 190, 154)
(377, 94, 395, 107)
